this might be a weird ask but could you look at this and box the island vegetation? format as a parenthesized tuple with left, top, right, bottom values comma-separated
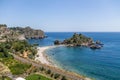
(54, 33, 103, 49)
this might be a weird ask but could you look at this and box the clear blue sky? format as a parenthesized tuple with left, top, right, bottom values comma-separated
(0, 0, 120, 32)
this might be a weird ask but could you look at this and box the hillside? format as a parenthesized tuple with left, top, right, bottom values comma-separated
(10, 27, 45, 39)
(0, 24, 45, 42)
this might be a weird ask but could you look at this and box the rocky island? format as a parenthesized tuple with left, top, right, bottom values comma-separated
(54, 33, 103, 49)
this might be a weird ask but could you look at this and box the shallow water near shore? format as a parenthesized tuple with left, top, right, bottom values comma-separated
(28, 32, 120, 80)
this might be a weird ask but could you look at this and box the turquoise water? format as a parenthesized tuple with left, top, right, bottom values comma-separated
(28, 32, 120, 80)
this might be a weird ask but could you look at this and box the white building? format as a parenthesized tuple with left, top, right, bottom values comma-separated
(15, 77, 26, 80)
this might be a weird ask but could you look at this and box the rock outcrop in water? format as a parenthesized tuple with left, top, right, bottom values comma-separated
(54, 33, 103, 49)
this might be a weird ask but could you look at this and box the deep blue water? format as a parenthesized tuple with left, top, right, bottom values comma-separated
(28, 32, 120, 80)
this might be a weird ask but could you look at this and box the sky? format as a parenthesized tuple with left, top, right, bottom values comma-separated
(0, 0, 120, 32)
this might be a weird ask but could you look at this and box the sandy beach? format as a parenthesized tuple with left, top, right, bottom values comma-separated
(35, 45, 65, 65)
(35, 46, 55, 65)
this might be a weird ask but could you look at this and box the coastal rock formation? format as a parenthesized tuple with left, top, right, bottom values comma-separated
(54, 33, 103, 49)
(0, 24, 46, 42)
(10, 26, 45, 39)
(54, 40, 61, 45)
(0, 24, 14, 42)
(0, 24, 10, 35)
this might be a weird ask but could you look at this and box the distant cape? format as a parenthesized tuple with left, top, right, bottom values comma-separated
(0, 24, 45, 41)
(10, 26, 45, 39)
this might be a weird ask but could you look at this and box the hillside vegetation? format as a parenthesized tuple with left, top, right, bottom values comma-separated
(0, 40, 37, 59)
(0, 24, 45, 42)
(0, 40, 37, 75)
(10, 26, 45, 39)
(26, 74, 52, 80)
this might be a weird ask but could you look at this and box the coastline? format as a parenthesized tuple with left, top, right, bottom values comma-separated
(35, 46, 54, 65)
(35, 45, 91, 80)
(35, 45, 64, 66)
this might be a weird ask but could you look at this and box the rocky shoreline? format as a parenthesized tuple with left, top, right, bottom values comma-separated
(0, 24, 46, 42)
(54, 33, 103, 49)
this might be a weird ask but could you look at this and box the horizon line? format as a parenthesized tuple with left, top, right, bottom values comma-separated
(45, 31, 120, 33)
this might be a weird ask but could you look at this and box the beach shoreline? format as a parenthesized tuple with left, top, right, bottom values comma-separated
(35, 46, 54, 65)
(35, 45, 65, 66)
(35, 45, 92, 80)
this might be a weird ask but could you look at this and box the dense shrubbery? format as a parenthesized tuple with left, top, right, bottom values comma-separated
(26, 74, 51, 80)
(38, 66, 68, 80)
(0, 76, 12, 80)
(46, 69, 51, 74)
(0, 58, 31, 75)
(63, 33, 93, 45)
(0, 40, 35, 75)
(54, 73, 60, 79)
(61, 76, 67, 80)
(9, 62, 31, 75)
(0, 40, 37, 59)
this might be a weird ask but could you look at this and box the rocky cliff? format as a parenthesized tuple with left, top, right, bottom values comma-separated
(0, 24, 45, 42)
(9, 26, 45, 39)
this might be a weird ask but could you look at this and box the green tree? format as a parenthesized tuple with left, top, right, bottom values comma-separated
(46, 69, 51, 74)
(61, 76, 67, 80)
(54, 73, 60, 79)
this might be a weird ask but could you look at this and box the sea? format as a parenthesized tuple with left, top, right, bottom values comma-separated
(28, 32, 120, 80)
